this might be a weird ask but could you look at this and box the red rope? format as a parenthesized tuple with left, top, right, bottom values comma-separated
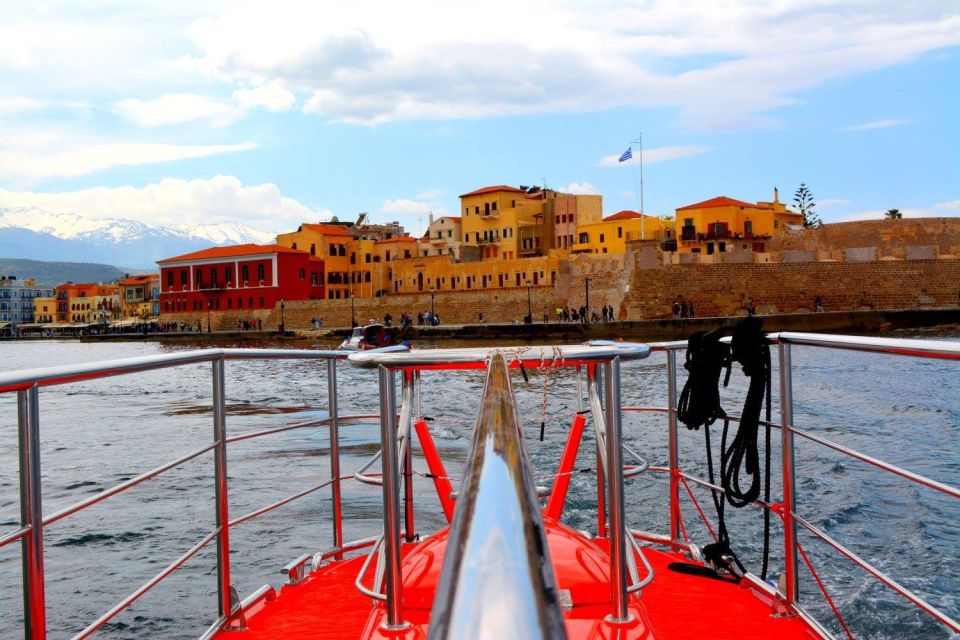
(796, 541, 855, 640)
(680, 476, 719, 543)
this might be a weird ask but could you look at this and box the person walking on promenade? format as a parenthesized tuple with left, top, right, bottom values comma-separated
(688, 302, 695, 318)
(673, 300, 680, 318)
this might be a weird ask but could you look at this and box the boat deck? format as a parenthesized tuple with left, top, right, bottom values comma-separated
(222, 540, 818, 640)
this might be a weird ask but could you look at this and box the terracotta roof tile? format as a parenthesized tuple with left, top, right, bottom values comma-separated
(459, 185, 525, 198)
(603, 210, 644, 221)
(676, 196, 756, 211)
(158, 244, 303, 264)
(118, 274, 157, 286)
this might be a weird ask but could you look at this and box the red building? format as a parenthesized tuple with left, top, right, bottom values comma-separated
(158, 244, 324, 315)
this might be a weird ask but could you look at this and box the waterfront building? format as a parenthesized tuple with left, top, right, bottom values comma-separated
(552, 193, 603, 250)
(54, 283, 118, 323)
(459, 185, 544, 260)
(119, 274, 161, 318)
(573, 210, 672, 254)
(34, 296, 55, 323)
(157, 244, 324, 314)
(276, 224, 353, 299)
(675, 190, 803, 254)
(420, 215, 463, 260)
(0, 276, 53, 329)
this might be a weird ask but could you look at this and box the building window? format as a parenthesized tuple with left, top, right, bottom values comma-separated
(238, 297, 243, 308)
(600, 234, 605, 243)
(617, 227, 623, 239)
(744, 220, 753, 235)
(196, 271, 203, 287)
(310, 243, 316, 256)
(292, 242, 297, 249)
(492, 201, 497, 211)
(259, 297, 264, 307)
(774, 220, 780, 229)
(257, 265, 265, 282)
(242, 265, 249, 283)
(167, 272, 174, 287)
(211, 269, 218, 287)
(227, 298, 233, 309)
(299, 268, 306, 279)
(225, 267, 232, 284)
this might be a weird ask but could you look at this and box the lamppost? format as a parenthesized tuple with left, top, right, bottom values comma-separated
(206, 299, 212, 333)
(585, 276, 590, 324)
(430, 288, 436, 319)
(525, 280, 532, 324)
(279, 298, 286, 333)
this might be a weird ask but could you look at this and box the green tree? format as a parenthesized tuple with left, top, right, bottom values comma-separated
(885, 208, 902, 219)
(793, 182, 821, 227)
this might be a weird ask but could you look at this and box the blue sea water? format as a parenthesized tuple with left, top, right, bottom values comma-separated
(0, 334, 957, 639)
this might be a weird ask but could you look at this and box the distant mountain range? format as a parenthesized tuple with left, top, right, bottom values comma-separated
(0, 207, 276, 268)
(0, 258, 150, 287)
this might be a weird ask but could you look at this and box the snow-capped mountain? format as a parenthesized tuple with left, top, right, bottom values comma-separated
(0, 207, 279, 268)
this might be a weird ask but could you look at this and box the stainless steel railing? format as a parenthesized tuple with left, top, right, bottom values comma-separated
(351, 341, 655, 631)
(625, 331, 960, 636)
(428, 353, 567, 639)
(0, 348, 382, 640)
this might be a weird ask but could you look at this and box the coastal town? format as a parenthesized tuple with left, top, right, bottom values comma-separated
(2, 183, 957, 337)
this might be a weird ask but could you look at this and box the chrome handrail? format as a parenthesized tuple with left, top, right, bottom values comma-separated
(427, 353, 568, 639)
(0, 348, 377, 640)
(348, 341, 651, 368)
(625, 332, 960, 635)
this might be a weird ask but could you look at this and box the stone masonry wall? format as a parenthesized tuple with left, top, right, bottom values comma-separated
(622, 259, 960, 319)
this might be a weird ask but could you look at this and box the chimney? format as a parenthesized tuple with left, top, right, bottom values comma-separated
(774, 187, 779, 203)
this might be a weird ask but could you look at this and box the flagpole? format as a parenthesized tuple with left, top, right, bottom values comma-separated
(629, 133, 644, 240)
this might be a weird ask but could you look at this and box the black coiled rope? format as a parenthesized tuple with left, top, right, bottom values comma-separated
(676, 317, 773, 580)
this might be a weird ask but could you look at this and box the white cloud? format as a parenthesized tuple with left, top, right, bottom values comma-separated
(232, 80, 296, 112)
(598, 145, 712, 167)
(174, 1, 960, 129)
(0, 96, 46, 114)
(115, 93, 242, 127)
(0, 142, 257, 180)
(378, 190, 451, 231)
(818, 198, 852, 207)
(561, 182, 600, 195)
(0, 175, 331, 232)
(934, 199, 960, 210)
(839, 119, 911, 132)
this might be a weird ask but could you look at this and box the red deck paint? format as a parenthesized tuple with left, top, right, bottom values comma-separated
(220, 522, 819, 639)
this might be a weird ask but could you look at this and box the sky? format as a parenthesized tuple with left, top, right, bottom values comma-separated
(1, 0, 958, 237)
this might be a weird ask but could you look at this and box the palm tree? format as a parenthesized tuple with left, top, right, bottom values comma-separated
(885, 208, 903, 219)
(793, 183, 821, 227)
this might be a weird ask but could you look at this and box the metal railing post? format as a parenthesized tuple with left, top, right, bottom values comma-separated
(19, 385, 46, 639)
(666, 350, 681, 550)
(378, 366, 407, 630)
(604, 358, 631, 623)
(778, 342, 799, 605)
(327, 359, 343, 558)
(403, 372, 416, 543)
(212, 358, 232, 619)
(588, 365, 607, 538)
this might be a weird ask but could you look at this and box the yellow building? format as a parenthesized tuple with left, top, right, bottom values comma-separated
(276, 223, 354, 299)
(119, 274, 160, 318)
(459, 185, 547, 260)
(675, 191, 803, 254)
(389, 253, 561, 295)
(572, 211, 672, 254)
(34, 296, 56, 323)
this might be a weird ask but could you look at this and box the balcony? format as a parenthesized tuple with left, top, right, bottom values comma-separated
(476, 236, 501, 245)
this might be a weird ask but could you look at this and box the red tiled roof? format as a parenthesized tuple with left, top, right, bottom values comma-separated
(158, 244, 302, 264)
(118, 274, 157, 286)
(446, 216, 462, 223)
(459, 185, 526, 198)
(297, 223, 354, 237)
(676, 196, 756, 211)
(603, 210, 643, 222)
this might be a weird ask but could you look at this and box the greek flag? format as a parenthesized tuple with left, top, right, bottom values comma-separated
(618, 147, 633, 162)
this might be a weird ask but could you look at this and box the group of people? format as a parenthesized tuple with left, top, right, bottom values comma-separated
(380, 311, 440, 328)
(672, 299, 696, 319)
(552, 304, 617, 323)
(235, 318, 263, 331)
